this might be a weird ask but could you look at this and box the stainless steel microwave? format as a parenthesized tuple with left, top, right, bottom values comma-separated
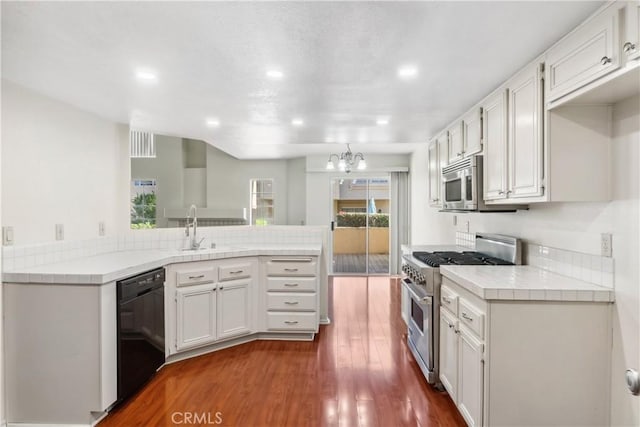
(441, 155, 524, 212)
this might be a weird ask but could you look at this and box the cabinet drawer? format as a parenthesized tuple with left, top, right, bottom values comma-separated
(458, 299, 485, 339)
(441, 286, 459, 316)
(266, 259, 317, 276)
(266, 312, 317, 331)
(218, 262, 252, 282)
(266, 277, 317, 292)
(176, 268, 217, 287)
(267, 293, 317, 311)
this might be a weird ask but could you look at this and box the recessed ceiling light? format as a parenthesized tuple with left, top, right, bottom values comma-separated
(266, 69, 284, 80)
(136, 69, 158, 82)
(206, 118, 220, 127)
(397, 65, 418, 79)
(291, 118, 304, 126)
(376, 118, 390, 126)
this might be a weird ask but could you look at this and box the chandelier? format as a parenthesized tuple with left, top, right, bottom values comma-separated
(325, 144, 366, 173)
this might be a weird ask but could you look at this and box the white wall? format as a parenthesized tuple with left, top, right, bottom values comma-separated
(1, 81, 130, 245)
(0, 81, 4, 426)
(608, 95, 640, 427)
(409, 145, 456, 245)
(286, 157, 307, 225)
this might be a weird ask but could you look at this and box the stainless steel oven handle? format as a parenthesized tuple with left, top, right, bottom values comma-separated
(406, 283, 432, 305)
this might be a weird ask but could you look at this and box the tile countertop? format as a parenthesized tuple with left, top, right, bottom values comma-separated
(2, 244, 322, 285)
(440, 265, 614, 303)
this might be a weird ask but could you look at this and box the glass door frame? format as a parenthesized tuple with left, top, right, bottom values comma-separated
(329, 174, 391, 276)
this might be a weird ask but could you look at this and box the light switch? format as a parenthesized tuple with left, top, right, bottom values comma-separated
(99, 221, 106, 236)
(2, 226, 14, 246)
(55, 224, 64, 241)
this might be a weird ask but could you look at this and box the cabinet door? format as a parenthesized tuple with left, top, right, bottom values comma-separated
(428, 140, 441, 207)
(176, 283, 217, 351)
(457, 327, 484, 427)
(448, 122, 464, 164)
(217, 279, 252, 340)
(439, 310, 459, 401)
(437, 131, 449, 173)
(625, 1, 640, 61)
(508, 62, 544, 199)
(482, 90, 508, 201)
(463, 108, 483, 157)
(546, 4, 621, 101)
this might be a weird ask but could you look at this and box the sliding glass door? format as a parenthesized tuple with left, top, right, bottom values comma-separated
(331, 177, 390, 275)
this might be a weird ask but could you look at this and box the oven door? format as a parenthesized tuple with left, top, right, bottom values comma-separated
(405, 280, 434, 382)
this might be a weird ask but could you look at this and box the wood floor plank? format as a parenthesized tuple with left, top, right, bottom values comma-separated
(99, 276, 465, 427)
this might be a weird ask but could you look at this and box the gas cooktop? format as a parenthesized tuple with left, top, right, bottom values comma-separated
(412, 250, 515, 268)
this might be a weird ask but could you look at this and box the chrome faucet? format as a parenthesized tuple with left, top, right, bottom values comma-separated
(185, 204, 204, 249)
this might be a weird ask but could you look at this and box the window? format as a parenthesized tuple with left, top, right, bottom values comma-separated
(131, 179, 157, 229)
(250, 179, 274, 225)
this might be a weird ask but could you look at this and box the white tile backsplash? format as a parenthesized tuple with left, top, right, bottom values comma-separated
(455, 231, 475, 248)
(525, 243, 614, 289)
(2, 225, 327, 272)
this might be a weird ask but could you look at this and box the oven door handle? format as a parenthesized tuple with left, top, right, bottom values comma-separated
(405, 282, 432, 305)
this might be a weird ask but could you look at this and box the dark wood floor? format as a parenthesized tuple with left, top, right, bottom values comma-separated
(99, 276, 464, 427)
(333, 254, 389, 274)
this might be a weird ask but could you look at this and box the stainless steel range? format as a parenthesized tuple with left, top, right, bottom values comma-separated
(401, 233, 521, 387)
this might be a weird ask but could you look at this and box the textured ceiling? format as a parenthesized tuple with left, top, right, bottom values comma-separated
(1, 1, 603, 159)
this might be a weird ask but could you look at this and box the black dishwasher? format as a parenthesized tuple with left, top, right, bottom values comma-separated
(116, 267, 165, 404)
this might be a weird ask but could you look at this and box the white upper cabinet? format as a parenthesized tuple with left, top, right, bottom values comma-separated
(448, 122, 465, 164)
(507, 62, 544, 199)
(428, 139, 440, 207)
(462, 108, 483, 157)
(625, 1, 640, 61)
(428, 131, 448, 207)
(482, 90, 508, 201)
(546, 2, 623, 102)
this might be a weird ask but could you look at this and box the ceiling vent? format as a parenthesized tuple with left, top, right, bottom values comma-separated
(129, 130, 156, 158)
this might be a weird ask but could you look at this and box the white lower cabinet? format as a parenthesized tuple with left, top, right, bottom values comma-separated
(263, 256, 319, 333)
(457, 326, 484, 427)
(439, 310, 458, 401)
(217, 278, 252, 340)
(176, 282, 217, 351)
(168, 258, 257, 354)
(439, 277, 612, 427)
(440, 286, 485, 427)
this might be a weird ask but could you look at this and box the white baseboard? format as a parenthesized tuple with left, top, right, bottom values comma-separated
(7, 424, 90, 427)
(319, 316, 331, 325)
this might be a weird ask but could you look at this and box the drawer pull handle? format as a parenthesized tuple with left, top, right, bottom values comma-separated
(229, 270, 244, 274)
(284, 283, 299, 287)
(284, 268, 299, 272)
(285, 301, 299, 305)
(284, 320, 299, 325)
(188, 274, 205, 279)
(448, 323, 454, 329)
(623, 42, 636, 53)
(461, 312, 473, 321)
(600, 56, 612, 65)
(442, 296, 452, 304)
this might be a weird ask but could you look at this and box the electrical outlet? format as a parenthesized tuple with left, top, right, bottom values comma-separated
(601, 233, 612, 257)
(2, 226, 14, 246)
(99, 221, 106, 236)
(55, 224, 64, 241)
(465, 220, 470, 233)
